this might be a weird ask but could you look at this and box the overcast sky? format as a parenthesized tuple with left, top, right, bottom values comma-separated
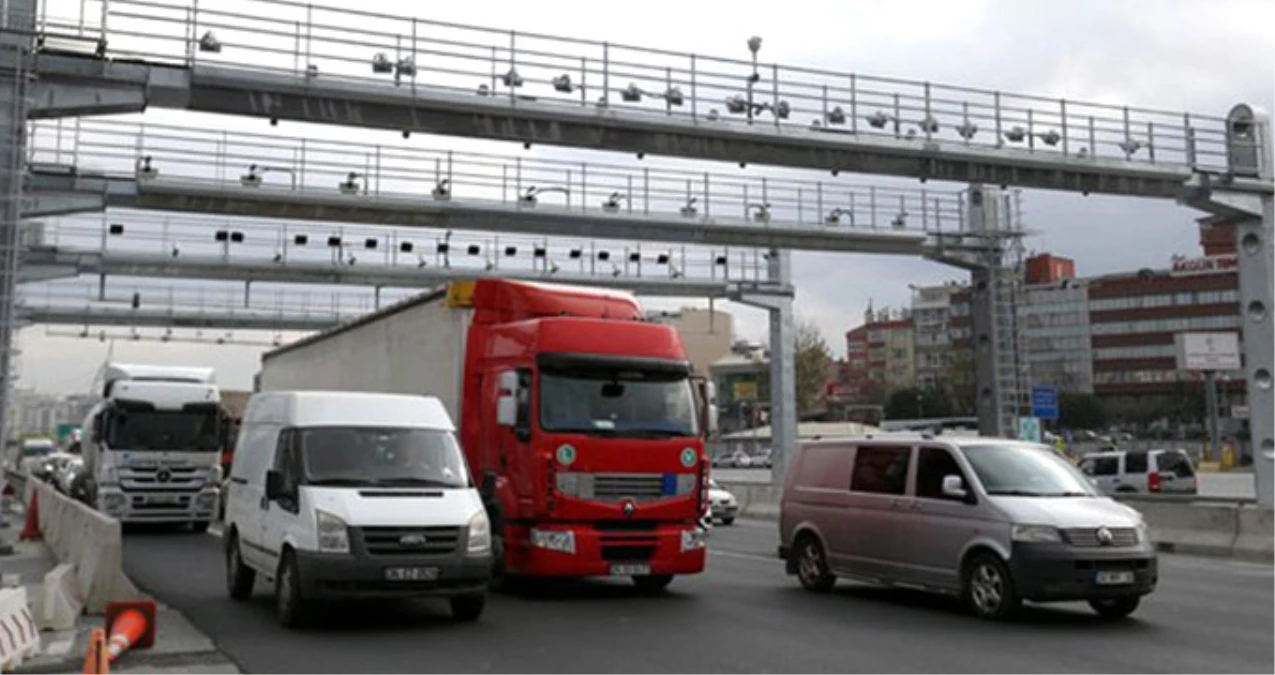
(17, 0, 1275, 396)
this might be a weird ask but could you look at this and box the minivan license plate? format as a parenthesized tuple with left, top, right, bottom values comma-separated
(384, 566, 439, 582)
(1094, 570, 1134, 585)
(610, 563, 651, 576)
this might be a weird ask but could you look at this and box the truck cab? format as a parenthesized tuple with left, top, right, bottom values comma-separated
(83, 363, 230, 530)
(460, 280, 715, 590)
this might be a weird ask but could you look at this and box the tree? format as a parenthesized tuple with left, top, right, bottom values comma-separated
(794, 318, 834, 417)
(1059, 392, 1107, 430)
(886, 386, 954, 420)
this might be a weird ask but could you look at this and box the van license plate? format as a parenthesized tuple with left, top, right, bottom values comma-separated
(384, 566, 439, 582)
(1094, 570, 1135, 585)
(610, 563, 651, 576)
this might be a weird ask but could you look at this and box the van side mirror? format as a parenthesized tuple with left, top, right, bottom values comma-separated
(265, 469, 285, 501)
(941, 474, 969, 501)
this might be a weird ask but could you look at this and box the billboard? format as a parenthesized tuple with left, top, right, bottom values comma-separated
(1175, 332, 1241, 371)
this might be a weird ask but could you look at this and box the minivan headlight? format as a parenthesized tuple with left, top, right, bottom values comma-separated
(1011, 524, 1062, 543)
(467, 511, 491, 556)
(315, 509, 350, 553)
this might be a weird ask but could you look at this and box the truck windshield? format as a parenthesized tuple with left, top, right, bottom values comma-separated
(298, 427, 469, 488)
(961, 443, 1095, 497)
(539, 368, 699, 437)
(107, 411, 221, 451)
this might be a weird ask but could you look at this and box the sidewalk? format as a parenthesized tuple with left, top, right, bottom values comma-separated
(2, 492, 239, 674)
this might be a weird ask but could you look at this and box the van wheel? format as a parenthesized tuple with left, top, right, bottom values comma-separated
(449, 594, 486, 621)
(632, 574, 674, 593)
(225, 532, 255, 601)
(275, 550, 309, 628)
(1089, 596, 1140, 619)
(794, 536, 835, 592)
(963, 553, 1020, 620)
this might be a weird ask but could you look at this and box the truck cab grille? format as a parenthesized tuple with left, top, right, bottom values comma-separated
(592, 473, 665, 502)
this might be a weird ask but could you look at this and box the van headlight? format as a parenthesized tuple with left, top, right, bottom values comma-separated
(315, 509, 350, 553)
(467, 511, 491, 556)
(1011, 524, 1061, 543)
(530, 528, 575, 554)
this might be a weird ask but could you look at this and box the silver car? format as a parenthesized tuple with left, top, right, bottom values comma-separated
(779, 436, 1157, 620)
(1078, 449, 1198, 495)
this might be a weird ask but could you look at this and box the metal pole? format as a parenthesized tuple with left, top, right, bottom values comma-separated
(1205, 370, 1221, 462)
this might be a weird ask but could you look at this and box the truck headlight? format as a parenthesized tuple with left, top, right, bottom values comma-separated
(1011, 524, 1061, 543)
(102, 492, 126, 513)
(530, 528, 575, 554)
(101, 465, 120, 487)
(196, 493, 218, 510)
(1135, 520, 1149, 544)
(209, 465, 224, 487)
(315, 509, 350, 553)
(467, 511, 491, 556)
(681, 528, 708, 552)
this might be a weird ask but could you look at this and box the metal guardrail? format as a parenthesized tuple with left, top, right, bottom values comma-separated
(1112, 493, 1258, 506)
(33, 0, 1253, 176)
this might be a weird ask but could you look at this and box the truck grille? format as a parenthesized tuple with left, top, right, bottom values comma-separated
(592, 473, 665, 502)
(1061, 527, 1139, 548)
(120, 466, 205, 491)
(358, 526, 461, 555)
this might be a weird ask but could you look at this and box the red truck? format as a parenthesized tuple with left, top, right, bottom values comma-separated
(258, 279, 715, 591)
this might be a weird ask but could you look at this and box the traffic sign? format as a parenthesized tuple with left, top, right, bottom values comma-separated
(1017, 416, 1042, 443)
(1031, 386, 1059, 421)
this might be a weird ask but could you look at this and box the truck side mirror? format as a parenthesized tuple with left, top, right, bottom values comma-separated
(706, 403, 719, 435)
(496, 395, 517, 427)
(265, 469, 285, 501)
(91, 414, 103, 443)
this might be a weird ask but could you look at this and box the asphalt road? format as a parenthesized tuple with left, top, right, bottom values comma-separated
(713, 468, 1260, 499)
(120, 521, 1273, 674)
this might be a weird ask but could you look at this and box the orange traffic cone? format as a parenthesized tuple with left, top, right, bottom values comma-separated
(82, 628, 109, 674)
(19, 491, 41, 541)
(104, 601, 156, 663)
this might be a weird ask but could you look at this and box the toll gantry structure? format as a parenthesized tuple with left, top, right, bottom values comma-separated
(1, 0, 1271, 501)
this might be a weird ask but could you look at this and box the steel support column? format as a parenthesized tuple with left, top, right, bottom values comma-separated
(969, 264, 1003, 438)
(1235, 195, 1273, 506)
(0, 0, 35, 446)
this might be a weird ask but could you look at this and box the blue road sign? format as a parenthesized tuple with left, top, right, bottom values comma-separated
(1031, 386, 1059, 421)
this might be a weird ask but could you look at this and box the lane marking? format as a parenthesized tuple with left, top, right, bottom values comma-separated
(710, 549, 783, 564)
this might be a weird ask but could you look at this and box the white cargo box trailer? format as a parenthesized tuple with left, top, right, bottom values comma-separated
(258, 288, 471, 420)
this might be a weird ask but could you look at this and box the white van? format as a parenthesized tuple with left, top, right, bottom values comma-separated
(223, 391, 491, 627)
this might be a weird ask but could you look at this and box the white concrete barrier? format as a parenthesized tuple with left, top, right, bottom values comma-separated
(1233, 507, 1275, 562)
(0, 587, 40, 672)
(23, 479, 138, 613)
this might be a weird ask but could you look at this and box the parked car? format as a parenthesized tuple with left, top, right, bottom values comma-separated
(54, 456, 91, 504)
(1078, 449, 1198, 495)
(707, 479, 738, 525)
(712, 450, 753, 468)
(779, 436, 1156, 620)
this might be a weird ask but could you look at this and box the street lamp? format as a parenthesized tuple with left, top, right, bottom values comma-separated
(746, 36, 762, 124)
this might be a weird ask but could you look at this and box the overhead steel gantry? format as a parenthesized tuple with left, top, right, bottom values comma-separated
(7, 0, 1273, 500)
(19, 302, 345, 331)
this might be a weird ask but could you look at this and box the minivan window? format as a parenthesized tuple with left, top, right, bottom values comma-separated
(850, 446, 910, 495)
(1091, 456, 1119, 476)
(297, 427, 469, 488)
(915, 447, 966, 500)
(962, 444, 1094, 497)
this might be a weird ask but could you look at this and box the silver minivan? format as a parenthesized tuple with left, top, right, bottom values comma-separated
(779, 436, 1157, 620)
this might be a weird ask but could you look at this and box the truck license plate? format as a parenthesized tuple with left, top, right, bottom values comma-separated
(610, 563, 651, 576)
(384, 566, 439, 582)
(149, 494, 181, 505)
(1094, 570, 1135, 585)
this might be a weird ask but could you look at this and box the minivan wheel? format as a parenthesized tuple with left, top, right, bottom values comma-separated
(794, 536, 835, 592)
(225, 533, 255, 601)
(275, 551, 309, 628)
(963, 553, 1020, 620)
(1089, 596, 1140, 619)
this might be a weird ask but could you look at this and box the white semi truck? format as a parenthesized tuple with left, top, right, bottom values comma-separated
(82, 363, 229, 530)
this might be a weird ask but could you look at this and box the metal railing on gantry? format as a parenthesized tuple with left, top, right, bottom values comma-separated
(28, 117, 970, 243)
(33, 0, 1250, 179)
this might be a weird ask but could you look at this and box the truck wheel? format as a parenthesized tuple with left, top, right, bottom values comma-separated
(721, 517, 735, 526)
(1089, 596, 1140, 619)
(275, 550, 310, 628)
(225, 533, 255, 601)
(632, 574, 674, 593)
(963, 552, 1021, 620)
(449, 594, 486, 621)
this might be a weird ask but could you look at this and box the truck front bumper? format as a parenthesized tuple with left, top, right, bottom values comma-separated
(100, 487, 218, 524)
(507, 522, 707, 578)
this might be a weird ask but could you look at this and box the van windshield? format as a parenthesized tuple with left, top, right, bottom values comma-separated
(298, 427, 468, 489)
(961, 443, 1095, 497)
